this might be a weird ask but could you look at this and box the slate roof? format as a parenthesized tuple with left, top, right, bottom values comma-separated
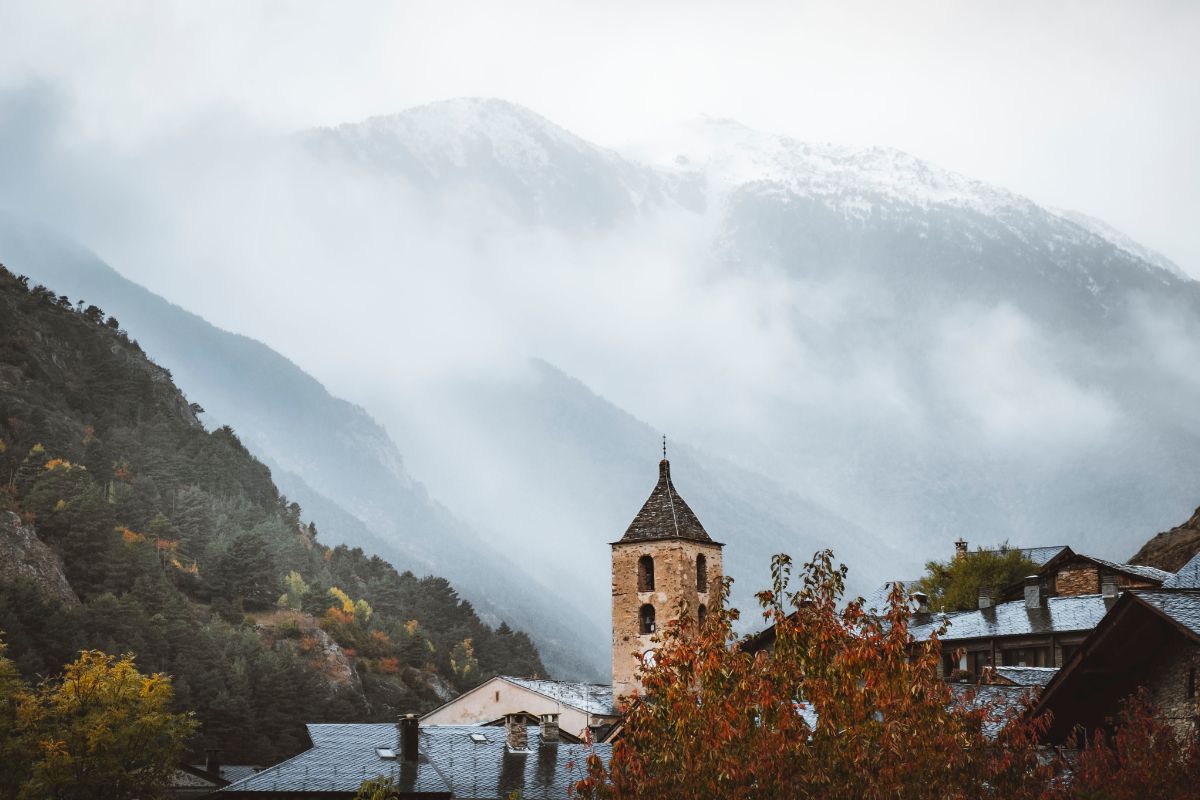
(1162, 551, 1200, 589)
(983, 546, 1069, 566)
(909, 594, 1114, 643)
(1130, 590, 1200, 638)
(1084, 556, 1172, 584)
(220, 724, 609, 798)
(864, 580, 917, 612)
(992, 666, 1058, 687)
(950, 684, 1034, 740)
(500, 677, 617, 717)
(617, 459, 717, 544)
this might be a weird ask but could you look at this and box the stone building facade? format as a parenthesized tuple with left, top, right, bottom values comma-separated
(1035, 589, 1200, 743)
(1143, 636, 1200, 738)
(611, 458, 722, 701)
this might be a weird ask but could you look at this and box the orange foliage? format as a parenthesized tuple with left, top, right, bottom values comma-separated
(370, 630, 391, 645)
(44, 458, 72, 471)
(154, 539, 178, 552)
(576, 551, 1053, 800)
(119, 527, 146, 544)
(113, 463, 132, 482)
(323, 608, 354, 626)
(374, 657, 400, 675)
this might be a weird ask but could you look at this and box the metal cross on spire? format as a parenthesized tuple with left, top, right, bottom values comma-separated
(662, 434, 667, 460)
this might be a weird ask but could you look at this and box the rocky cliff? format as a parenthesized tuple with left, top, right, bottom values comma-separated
(0, 511, 80, 608)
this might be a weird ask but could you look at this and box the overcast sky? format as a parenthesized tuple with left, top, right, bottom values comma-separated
(1, 0, 1197, 274)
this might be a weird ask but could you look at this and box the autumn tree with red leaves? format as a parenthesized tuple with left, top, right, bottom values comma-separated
(1056, 689, 1200, 800)
(576, 550, 1054, 800)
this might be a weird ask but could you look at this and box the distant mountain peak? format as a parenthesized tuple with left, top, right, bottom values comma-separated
(632, 116, 1032, 218)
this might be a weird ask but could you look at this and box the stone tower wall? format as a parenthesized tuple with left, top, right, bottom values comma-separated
(611, 538, 723, 701)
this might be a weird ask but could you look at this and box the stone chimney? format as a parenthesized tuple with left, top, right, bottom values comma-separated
(204, 748, 221, 777)
(1101, 574, 1119, 599)
(1023, 576, 1043, 610)
(977, 586, 993, 610)
(954, 539, 968, 561)
(911, 591, 929, 614)
(539, 713, 560, 743)
(505, 714, 529, 752)
(399, 714, 419, 763)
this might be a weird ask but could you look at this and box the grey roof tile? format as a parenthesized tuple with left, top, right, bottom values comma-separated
(950, 684, 1033, 739)
(1163, 552, 1200, 589)
(988, 546, 1069, 566)
(500, 677, 617, 717)
(1130, 590, 1200, 638)
(220, 724, 609, 798)
(1085, 556, 1172, 583)
(618, 460, 714, 544)
(992, 666, 1058, 687)
(910, 594, 1113, 643)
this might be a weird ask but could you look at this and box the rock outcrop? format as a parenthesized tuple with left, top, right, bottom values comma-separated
(0, 510, 81, 608)
(1129, 506, 1200, 573)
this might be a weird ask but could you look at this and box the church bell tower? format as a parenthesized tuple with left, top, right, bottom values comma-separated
(611, 450, 723, 700)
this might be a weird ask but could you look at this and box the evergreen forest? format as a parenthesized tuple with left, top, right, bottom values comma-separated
(0, 264, 546, 765)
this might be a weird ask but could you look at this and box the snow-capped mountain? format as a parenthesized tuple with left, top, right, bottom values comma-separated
(303, 97, 703, 229)
(7, 96, 1199, 679)
(299, 99, 1200, 575)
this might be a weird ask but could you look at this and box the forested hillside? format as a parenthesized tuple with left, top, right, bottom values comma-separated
(0, 264, 545, 764)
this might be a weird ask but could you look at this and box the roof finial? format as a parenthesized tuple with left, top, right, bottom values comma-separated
(662, 434, 667, 460)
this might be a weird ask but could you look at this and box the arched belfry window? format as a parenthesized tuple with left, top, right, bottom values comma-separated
(638, 555, 655, 592)
(698, 604, 708, 628)
(696, 554, 708, 593)
(639, 604, 656, 634)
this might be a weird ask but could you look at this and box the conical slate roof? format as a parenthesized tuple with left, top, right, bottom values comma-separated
(617, 460, 716, 544)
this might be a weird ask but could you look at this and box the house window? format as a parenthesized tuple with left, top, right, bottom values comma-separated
(638, 555, 655, 592)
(696, 554, 708, 593)
(942, 652, 957, 677)
(967, 650, 992, 678)
(698, 604, 707, 627)
(1002, 647, 1051, 668)
(639, 604, 656, 634)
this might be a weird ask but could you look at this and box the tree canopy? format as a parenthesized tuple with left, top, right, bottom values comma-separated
(913, 544, 1039, 612)
(576, 551, 1200, 799)
(0, 642, 195, 800)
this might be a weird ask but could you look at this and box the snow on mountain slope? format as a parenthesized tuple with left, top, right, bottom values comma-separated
(1051, 207, 1191, 281)
(303, 97, 703, 229)
(630, 117, 1188, 290)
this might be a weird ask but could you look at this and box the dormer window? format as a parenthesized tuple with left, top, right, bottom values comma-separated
(696, 554, 708, 593)
(638, 555, 655, 591)
(639, 604, 656, 634)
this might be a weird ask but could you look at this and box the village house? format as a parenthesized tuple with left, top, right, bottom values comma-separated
(1034, 553, 1200, 742)
(218, 714, 605, 799)
(419, 677, 617, 742)
(881, 539, 1174, 681)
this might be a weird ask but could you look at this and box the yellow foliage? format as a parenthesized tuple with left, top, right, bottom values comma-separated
(18, 650, 195, 799)
(52, 499, 67, 512)
(119, 527, 146, 544)
(0, 439, 7, 454)
(44, 458, 72, 471)
(30, 443, 44, 454)
(328, 586, 355, 615)
(404, 619, 420, 637)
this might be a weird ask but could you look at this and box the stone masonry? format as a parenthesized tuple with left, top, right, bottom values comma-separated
(1144, 638, 1200, 738)
(611, 538, 722, 700)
